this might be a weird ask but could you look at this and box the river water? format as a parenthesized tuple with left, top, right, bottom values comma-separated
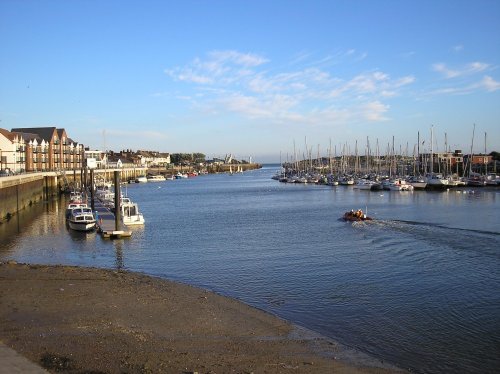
(1, 165, 499, 373)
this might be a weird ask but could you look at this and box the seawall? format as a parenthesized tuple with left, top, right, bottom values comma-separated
(0, 175, 46, 221)
(0, 168, 147, 222)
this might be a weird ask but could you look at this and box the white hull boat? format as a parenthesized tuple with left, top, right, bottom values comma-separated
(425, 173, 449, 188)
(407, 176, 427, 190)
(147, 174, 166, 182)
(122, 201, 145, 226)
(68, 207, 96, 232)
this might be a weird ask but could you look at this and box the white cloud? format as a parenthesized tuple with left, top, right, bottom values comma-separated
(362, 101, 390, 121)
(426, 74, 500, 97)
(218, 93, 300, 121)
(290, 51, 312, 65)
(355, 52, 368, 62)
(432, 63, 460, 78)
(208, 50, 268, 67)
(478, 76, 500, 92)
(432, 61, 490, 79)
(165, 67, 213, 84)
(166, 50, 417, 126)
(165, 50, 268, 86)
(453, 45, 464, 52)
(394, 76, 416, 87)
(468, 62, 489, 73)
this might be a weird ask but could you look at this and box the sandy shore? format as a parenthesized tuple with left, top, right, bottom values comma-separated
(0, 262, 404, 373)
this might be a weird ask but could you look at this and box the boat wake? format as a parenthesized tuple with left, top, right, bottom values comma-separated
(388, 219, 500, 236)
(352, 218, 500, 261)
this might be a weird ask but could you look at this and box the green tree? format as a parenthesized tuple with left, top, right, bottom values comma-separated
(170, 153, 206, 165)
(490, 151, 500, 161)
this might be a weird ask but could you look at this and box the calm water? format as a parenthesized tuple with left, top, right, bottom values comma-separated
(1, 165, 499, 373)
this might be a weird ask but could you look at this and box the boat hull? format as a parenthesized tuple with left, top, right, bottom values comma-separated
(409, 182, 427, 189)
(68, 220, 96, 232)
(342, 212, 373, 222)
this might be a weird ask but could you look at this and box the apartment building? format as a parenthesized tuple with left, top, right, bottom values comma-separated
(0, 127, 84, 173)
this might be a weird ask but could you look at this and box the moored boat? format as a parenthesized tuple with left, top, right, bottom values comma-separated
(121, 200, 145, 226)
(339, 176, 355, 185)
(407, 176, 427, 190)
(425, 173, 449, 189)
(467, 176, 486, 187)
(69, 191, 84, 202)
(353, 179, 374, 190)
(485, 173, 500, 186)
(68, 207, 96, 231)
(66, 202, 88, 219)
(147, 174, 166, 182)
(174, 172, 188, 179)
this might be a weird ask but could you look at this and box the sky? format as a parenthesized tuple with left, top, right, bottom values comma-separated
(1, 0, 499, 162)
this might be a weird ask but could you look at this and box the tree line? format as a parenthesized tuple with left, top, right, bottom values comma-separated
(170, 153, 206, 165)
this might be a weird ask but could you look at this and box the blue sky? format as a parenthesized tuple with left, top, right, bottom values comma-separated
(1, 0, 499, 162)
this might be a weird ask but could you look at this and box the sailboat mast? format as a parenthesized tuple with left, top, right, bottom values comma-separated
(444, 132, 448, 176)
(484, 132, 487, 176)
(469, 124, 475, 177)
(430, 125, 434, 175)
(417, 131, 420, 174)
(329, 138, 333, 175)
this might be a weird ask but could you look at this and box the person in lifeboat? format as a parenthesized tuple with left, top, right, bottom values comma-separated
(345, 209, 367, 220)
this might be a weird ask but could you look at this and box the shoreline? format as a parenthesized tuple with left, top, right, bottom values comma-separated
(0, 262, 404, 373)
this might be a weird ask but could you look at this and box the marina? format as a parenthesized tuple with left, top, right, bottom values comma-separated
(1, 165, 499, 374)
(2, 1, 499, 372)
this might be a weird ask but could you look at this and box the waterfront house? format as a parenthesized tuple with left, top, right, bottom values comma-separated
(0, 128, 26, 173)
(84, 150, 107, 169)
(135, 150, 171, 167)
(5, 127, 83, 171)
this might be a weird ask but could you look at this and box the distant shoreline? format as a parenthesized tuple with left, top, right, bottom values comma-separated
(0, 262, 403, 373)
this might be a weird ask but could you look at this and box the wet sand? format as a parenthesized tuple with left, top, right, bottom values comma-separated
(0, 262, 404, 373)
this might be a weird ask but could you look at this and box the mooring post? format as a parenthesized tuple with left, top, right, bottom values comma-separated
(90, 169, 95, 210)
(44, 176, 49, 200)
(84, 167, 88, 199)
(16, 184, 19, 213)
(114, 171, 121, 230)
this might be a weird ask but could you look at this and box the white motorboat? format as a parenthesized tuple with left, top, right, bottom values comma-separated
(68, 207, 96, 231)
(121, 200, 145, 226)
(485, 173, 500, 186)
(446, 176, 465, 186)
(134, 175, 148, 183)
(339, 176, 354, 185)
(384, 179, 414, 191)
(407, 176, 427, 190)
(147, 174, 166, 182)
(69, 191, 84, 202)
(354, 179, 376, 190)
(174, 172, 188, 179)
(66, 202, 88, 219)
(425, 173, 449, 188)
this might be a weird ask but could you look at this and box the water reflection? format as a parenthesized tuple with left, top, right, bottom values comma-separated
(114, 240, 124, 269)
